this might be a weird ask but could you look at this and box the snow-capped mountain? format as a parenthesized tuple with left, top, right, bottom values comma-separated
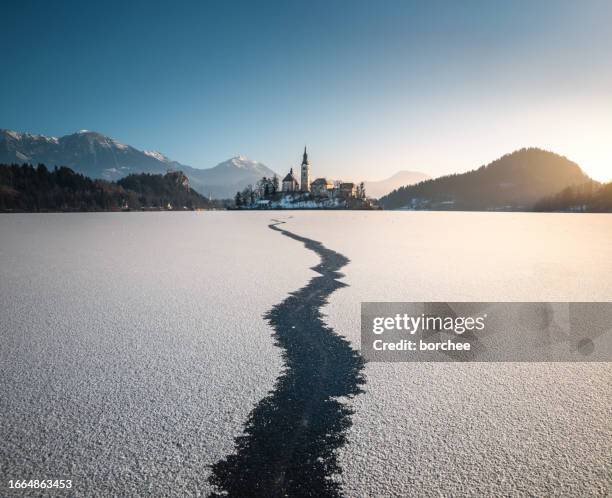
(0, 129, 277, 198)
(143, 150, 170, 162)
(199, 156, 277, 197)
(363, 170, 430, 199)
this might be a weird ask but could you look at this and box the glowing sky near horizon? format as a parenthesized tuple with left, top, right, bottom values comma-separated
(2, 0, 611, 181)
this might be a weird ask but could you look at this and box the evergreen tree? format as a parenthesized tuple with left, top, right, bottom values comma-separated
(272, 174, 280, 194)
(0, 163, 212, 212)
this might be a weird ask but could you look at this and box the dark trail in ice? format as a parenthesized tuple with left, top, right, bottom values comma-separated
(208, 220, 365, 497)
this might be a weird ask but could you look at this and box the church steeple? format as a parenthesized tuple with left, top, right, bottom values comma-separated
(300, 146, 311, 192)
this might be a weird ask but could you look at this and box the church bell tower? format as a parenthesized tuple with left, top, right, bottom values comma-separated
(301, 146, 310, 192)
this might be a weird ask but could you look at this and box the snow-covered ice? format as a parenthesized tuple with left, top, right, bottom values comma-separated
(284, 211, 612, 497)
(1, 211, 611, 496)
(0, 212, 315, 496)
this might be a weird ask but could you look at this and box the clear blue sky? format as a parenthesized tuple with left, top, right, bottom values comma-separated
(2, 0, 611, 181)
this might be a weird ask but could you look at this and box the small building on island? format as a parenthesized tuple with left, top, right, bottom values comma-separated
(311, 177, 334, 196)
(339, 182, 357, 198)
(282, 168, 300, 193)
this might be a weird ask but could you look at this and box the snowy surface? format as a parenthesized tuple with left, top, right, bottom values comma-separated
(144, 150, 168, 162)
(111, 140, 129, 150)
(0, 212, 315, 496)
(277, 196, 343, 209)
(2, 211, 611, 497)
(5, 129, 22, 139)
(285, 211, 612, 497)
(213, 155, 271, 173)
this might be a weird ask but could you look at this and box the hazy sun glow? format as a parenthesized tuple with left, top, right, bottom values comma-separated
(580, 161, 612, 183)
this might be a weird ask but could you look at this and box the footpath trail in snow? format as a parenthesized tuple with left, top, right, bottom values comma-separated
(208, 220, 365, 497)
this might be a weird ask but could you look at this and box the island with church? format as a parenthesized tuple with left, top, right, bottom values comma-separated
(233, 147, 378, 209)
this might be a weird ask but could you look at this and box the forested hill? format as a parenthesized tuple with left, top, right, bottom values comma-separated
(379, 148, 591, 211)
(534, 180, 612, 212)
(0, 163, 212, 212)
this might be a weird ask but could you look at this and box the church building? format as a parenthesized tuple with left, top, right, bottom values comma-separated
(282, 168, 300, 193)
(283, 146, 312, 193)
(238, 145, 370, 208)
(280, 146, 357, 200)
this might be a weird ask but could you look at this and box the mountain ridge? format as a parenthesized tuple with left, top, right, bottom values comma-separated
(0, 129, 277, 199)
(363, 170, 430, 199)
(379, 148, 592, 210)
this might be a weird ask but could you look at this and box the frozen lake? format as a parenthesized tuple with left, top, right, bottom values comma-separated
(285, 211, 612, 497)
(1, 211, 611, 496)
(0, 212, 314, 496)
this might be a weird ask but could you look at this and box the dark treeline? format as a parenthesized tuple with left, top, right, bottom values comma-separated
(0, 163, 212, 212)
(534, 180, 612, 212)
(379, 148, 591, 211)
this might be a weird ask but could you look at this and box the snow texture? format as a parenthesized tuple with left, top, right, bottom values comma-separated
(276, 196, 343, 209)
(284, 211, 612, 497)
(1, 211, 611, 497)
(0, 212, 315, 497)
(144, 150, 169, 162)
